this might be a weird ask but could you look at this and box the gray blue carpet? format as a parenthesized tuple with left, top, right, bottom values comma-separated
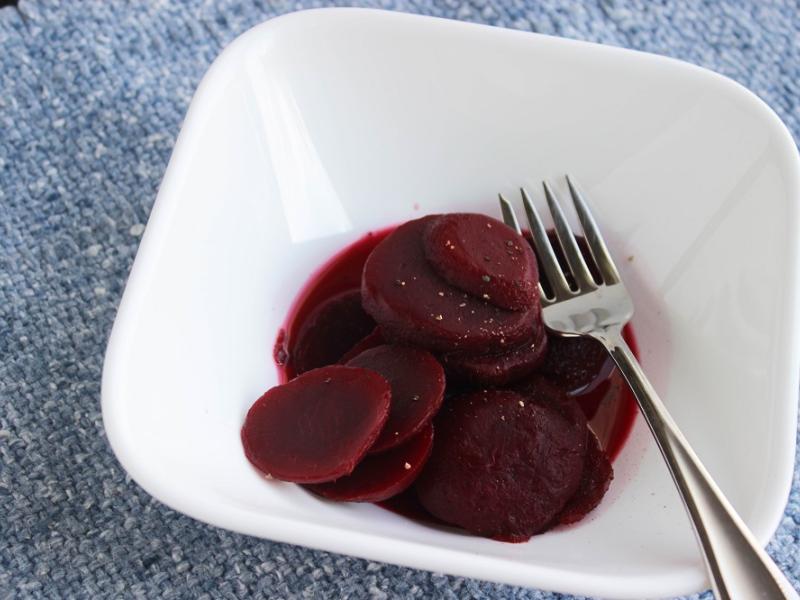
(1, 1, 798, 598)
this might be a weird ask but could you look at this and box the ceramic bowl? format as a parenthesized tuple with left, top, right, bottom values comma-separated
(102, 9, 800, 598)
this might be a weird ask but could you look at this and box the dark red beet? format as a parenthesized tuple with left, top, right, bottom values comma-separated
(557, 431, 613, 525)
(423, 214, 539, 310)
(377, 486, 445, 526)
(362, 217, 537, 353)
(306, 424, 434, 502)
(338, 328, 386, 364)
(346, 345, 445, 453)
(440, 311, 547, 386)
(241, 366, 390, 483)
(415, 382, 587, 542)
(290, 290, 376, 375)
(538, 334, 614, 395)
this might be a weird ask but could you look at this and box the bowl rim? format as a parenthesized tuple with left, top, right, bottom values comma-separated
(102, 8, 800, 598)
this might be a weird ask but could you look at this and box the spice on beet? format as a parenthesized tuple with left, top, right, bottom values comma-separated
(305, 424, 434, 503)
(246, 212, 639, 542)
(415, 382, 588, 542)
(346, 345, 445, 453)
(361, 217, 537, 353)
(422, 213, 539, 311)
(537, 334, 615, 396)
(440, 309, 548, 386)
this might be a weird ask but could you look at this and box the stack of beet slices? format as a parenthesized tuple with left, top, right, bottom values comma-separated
(243, 348, 445, 503)
(243, 213, 618, 542)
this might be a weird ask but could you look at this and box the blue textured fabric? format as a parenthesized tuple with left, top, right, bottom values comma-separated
(1, 1, 798, 598)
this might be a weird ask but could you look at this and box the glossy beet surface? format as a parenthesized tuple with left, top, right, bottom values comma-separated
(347, 345, 445, 453)
(423, 213, 539, 310)
(276, 227, 638, 462)
(306, 425, 434, 502)
(242, 366, 390, 483)
(270, 225, 640, 538)
(362, 217, 538, 353)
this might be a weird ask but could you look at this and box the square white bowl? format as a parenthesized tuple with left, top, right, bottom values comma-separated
(102, 8, 800, 598)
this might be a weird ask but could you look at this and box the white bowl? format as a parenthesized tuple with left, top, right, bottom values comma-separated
(102, 8, 800, 598)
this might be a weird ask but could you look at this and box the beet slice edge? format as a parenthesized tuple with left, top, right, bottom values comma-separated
(416, 382, 587, 542)
(306, 424, 434, 502)
(241, 365, 391, 483)
(423, 213, 539, 310)
(290, 289, 376, 375)
(346, 344, 445, 453)
(362, 216, 537, 353)
(440, 309, 547, 386)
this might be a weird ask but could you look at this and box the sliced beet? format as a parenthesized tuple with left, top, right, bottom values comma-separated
(290, 290, 376, 375)
(306, 424, 434, 502)
(377, 486, 445, 526)
(362, 216, 537, 353)
(338, 327, 386, 364)
(415, 382, 587, 542)
(346, 345, 445, 453)
(538, 334, 614, 395)
(440, 311, 547, 386)
(557, 430, 613, 525)
(423, 213, 539, 310)
(241, 366, 390, 483)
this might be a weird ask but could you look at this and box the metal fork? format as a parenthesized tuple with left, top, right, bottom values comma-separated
(499, 176, 798, 600)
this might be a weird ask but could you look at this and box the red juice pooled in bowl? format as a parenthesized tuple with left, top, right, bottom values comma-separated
(252, 215, 639, 542)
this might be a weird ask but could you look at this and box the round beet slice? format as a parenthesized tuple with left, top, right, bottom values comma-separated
(241, 366, 390, 483)
(306, 424, 434, 502)
(416, 382, 587, 542)
(423, 213, 539, 310)
(440, 311, 547, 386)
(290, 290, 376, 375)
(362, 216, 537, 353)
(346, 344, 445, 453)
(557, 430, 613, 525)
(538, 334, 614, 396)
(338, 327, 386, 364)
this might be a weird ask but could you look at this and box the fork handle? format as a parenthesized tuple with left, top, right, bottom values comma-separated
(600, 330, 798, 600)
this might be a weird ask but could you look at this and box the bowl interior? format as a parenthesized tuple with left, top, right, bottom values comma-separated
(102, 9, 799, 598)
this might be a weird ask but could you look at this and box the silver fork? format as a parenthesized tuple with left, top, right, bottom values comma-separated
(499, 176, 798, 600)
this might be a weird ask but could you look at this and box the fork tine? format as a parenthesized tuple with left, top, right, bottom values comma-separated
(499, 193, 553, 304)
(519, 188, 572, 299)
(542, 181, 597, 291)
(498, 193, 522, 235)
(565, 175, 621, 285)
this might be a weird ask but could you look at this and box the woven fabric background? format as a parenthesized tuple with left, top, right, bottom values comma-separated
(1, 1, 798, 598)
